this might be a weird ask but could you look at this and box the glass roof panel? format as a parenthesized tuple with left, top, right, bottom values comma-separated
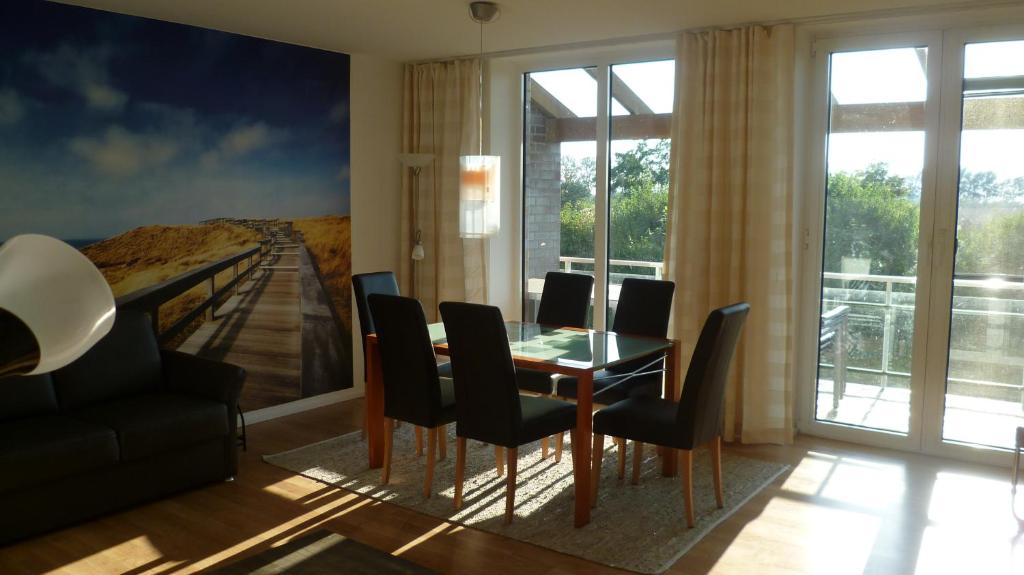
(964, 40, 1024, 79)
(530, 68, 628, 117)
(830, 48, 926, 105)
(612, 60, 675, 114)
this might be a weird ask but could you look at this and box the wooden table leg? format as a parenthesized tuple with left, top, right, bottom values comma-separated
(662, 340, 680, 477)
(574, 371, 593, 527)
(366, 336, 385, 468)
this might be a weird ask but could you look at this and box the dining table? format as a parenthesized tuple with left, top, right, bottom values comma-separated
(364, 320, 680, 528)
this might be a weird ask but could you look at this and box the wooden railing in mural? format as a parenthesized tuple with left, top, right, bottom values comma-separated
(116, 241, 268, 344)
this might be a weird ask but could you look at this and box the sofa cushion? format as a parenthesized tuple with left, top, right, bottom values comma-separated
(0, 374, 57, 422)
(0, 415, 118, 491)
(74, 393, 228, 462)
(53, 310, 163, 411)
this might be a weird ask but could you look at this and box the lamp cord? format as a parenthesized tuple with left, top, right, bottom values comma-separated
(478, 17, 484, 156)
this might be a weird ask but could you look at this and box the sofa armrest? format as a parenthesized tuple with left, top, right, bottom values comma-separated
(161, 350, 245, 407)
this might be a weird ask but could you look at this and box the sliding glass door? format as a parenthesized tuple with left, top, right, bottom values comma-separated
(808, 28, 1024, 462)
(522, 59, 674, 329)
(523, 67, 597, 323)
(813, 45, 931, 436)
(935, 38, 1024, 452)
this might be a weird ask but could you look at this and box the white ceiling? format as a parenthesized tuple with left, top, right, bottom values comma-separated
(59, 0, 977, 61)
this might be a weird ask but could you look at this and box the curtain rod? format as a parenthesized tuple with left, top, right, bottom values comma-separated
(410, 0, 1024, 64)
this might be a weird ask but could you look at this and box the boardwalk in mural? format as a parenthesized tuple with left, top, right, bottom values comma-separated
(174, 223, 345, 411)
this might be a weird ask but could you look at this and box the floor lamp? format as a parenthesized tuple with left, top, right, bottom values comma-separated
(399, 153, 434, 300)
(0, 234, 116, 377)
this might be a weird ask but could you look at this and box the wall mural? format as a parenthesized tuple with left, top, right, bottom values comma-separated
(0, 1, 353, 411)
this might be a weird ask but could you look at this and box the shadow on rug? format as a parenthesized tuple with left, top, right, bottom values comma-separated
(264, 426, 787, 574)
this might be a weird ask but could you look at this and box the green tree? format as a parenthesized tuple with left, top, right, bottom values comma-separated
(609, 140, 670, 197)
(560, 156, 595, 207)
(824, 163, 919, 276)
(560, 199, 595, 258)
(956, 211, 1024, 276)
(559, 140, 671, 266)
(959, 171, 1004, 204)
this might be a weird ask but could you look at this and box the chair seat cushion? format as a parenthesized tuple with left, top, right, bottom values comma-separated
(0, 416, 118, 491)
(74, 393, 229, 462)
(517, 395, 577, 445)
(516, 368, 560, 395)
(555, 371, 662, 404)
(593, 397, 688, 449)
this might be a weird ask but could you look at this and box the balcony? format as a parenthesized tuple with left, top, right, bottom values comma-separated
(528, 259, 1024, 449)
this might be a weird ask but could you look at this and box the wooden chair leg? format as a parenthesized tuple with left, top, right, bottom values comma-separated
(415, 426, 424, 456)
(541, 436, 549, 459)
(381, 418, 394, 484)
(495, 445, 505, 476)
(617, 437, 627, 480)
(710, 436, 723, 508)
(505, 447, 518, 524)
(591, 434, 604, 507)
(438, 425, 447, 461)
(424, 428, 437, 498)
(631, 441, 643, 485)
(454, 437, 467, 510)
(555, 431, 565, 463)
(679, 448, 695, 528)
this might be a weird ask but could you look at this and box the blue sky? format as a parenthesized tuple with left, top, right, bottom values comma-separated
(0, 0, 350, 240)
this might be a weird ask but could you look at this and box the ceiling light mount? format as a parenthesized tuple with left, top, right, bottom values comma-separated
(469, 1, 500, 24)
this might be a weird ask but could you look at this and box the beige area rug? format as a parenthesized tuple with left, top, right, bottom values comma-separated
(264, 426, 788, 574)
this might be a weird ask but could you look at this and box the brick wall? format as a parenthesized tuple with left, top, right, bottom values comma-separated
(524, 100, 562, 284)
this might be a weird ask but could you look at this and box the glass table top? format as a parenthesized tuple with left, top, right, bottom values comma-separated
(426, 321, 672, 373)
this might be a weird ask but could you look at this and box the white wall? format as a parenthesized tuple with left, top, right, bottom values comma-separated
(348, 53, 404, 401)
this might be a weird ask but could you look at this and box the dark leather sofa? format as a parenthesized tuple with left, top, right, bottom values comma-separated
(0, 309, 245, 544)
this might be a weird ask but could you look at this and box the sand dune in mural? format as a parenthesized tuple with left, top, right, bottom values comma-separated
(293, 215, 352, 333)
(83, 223, 263, 337)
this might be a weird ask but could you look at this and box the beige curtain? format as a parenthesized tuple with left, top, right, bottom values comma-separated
(400, 59, 488, 320)
(664, 24, 796, 444)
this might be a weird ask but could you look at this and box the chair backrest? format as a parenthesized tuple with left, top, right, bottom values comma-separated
(675, 302, 750, 449)
(610, 278, 675, 374)
(352, 271, 399, 380)
(535, 272, 594, 329)
(439, 301, 522, 446)
(368, 294, 444, 428)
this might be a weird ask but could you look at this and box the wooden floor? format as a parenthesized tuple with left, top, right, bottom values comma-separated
(2, 399, 1022, 575)
(178, 252, 302, 411)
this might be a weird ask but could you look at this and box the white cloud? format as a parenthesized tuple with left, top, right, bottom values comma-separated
(24, 45, 128, 112)
(201, 122, 279, 169)
(82, 82, 128, 111)
(69, 126, 178, 177)
(0, 89, 24, 124)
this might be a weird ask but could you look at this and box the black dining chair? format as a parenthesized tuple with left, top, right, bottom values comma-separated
(368, 294, 456, 498)
(517, 272, 594, 458)
(439, 301, 580, 524)
(518, 272, 594, 397)
(590, 302, 750, 528)
(551, 278, 675, 464)
(353, 271, 451, 454)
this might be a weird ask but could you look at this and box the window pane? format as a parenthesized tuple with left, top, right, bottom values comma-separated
(523, 68, 596, 322)
(814, 47, 928, 434)
(606, 61, 674, 325)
